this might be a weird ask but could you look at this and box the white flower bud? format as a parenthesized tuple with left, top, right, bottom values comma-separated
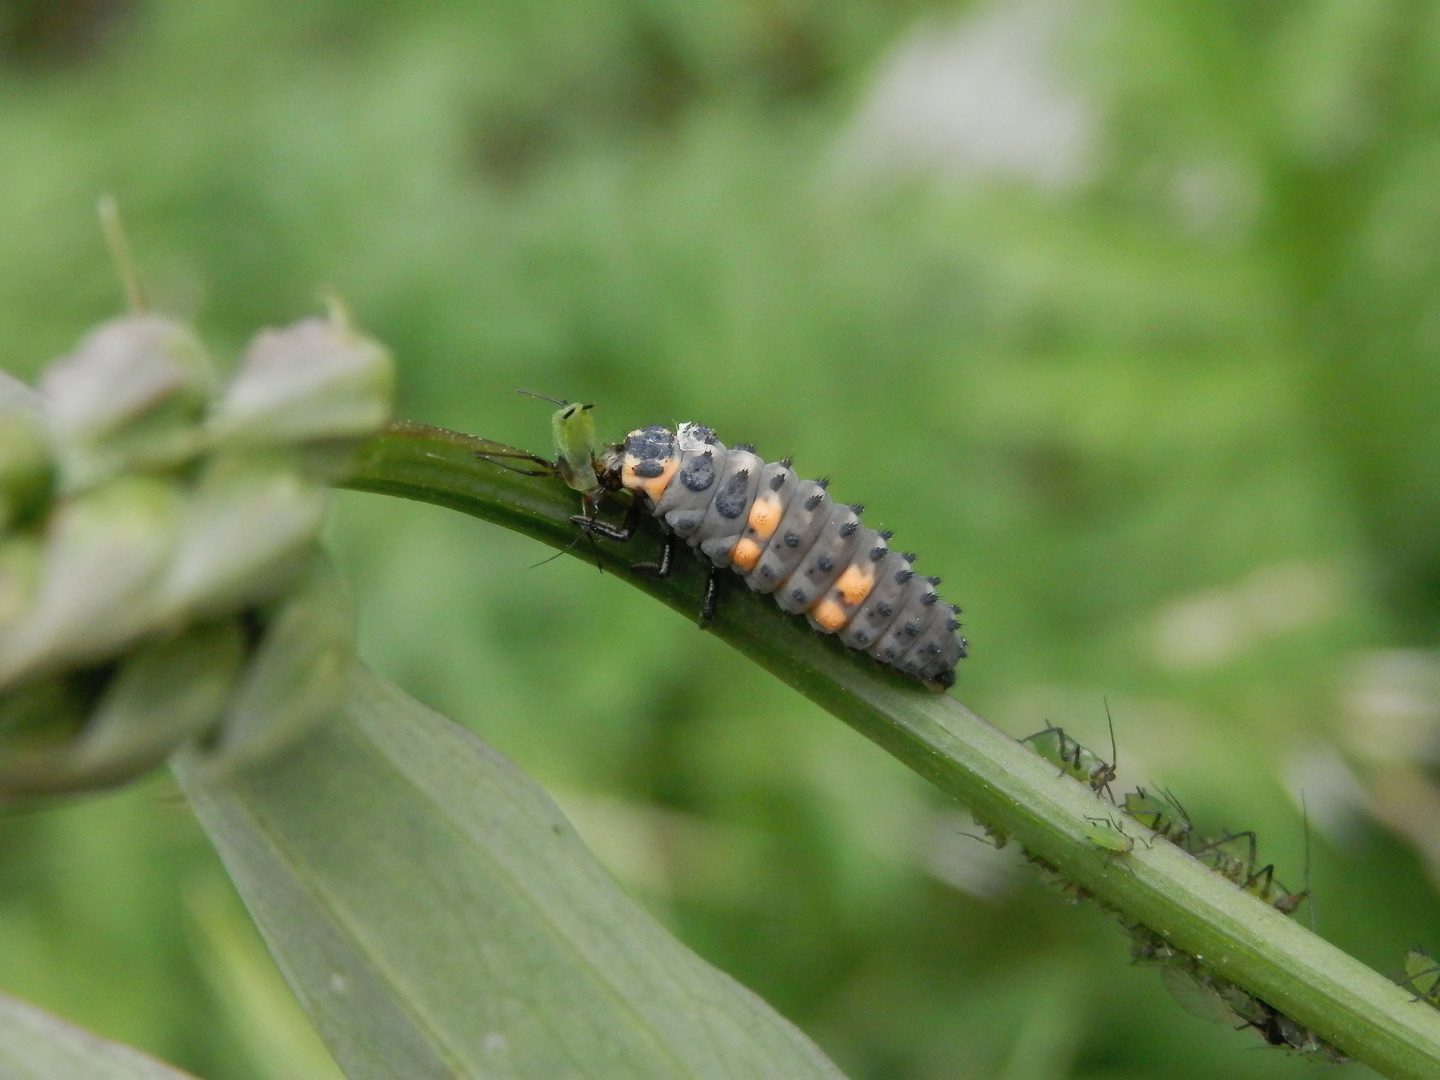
(199, 557, 354, 779)
(157, 454, 329, 622)
(41, 315, 214, 493)
(0, 476, 184, 690)
(208, 315, 394, 447)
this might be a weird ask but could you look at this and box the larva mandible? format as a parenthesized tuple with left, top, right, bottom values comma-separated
(512, 396, 967, 690)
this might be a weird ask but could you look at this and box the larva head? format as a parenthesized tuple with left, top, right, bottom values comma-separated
(518, 391, 603, 500)
(612, 424, 681, 504)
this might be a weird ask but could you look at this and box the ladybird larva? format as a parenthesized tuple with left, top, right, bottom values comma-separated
(577, 421, 966, 690)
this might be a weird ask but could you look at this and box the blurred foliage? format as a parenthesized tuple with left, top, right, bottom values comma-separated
(3, 0, 1440, 1077)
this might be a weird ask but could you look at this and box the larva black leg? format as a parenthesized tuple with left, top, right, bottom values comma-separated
(699, 563, 722, 628)
(630, 533, 675, 579)
(572, 498, 643, 542)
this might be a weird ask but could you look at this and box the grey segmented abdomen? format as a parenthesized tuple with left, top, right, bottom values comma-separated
(612, 422, 966, 688)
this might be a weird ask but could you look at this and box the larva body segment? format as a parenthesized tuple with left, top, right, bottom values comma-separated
(605, 422, 966, 689)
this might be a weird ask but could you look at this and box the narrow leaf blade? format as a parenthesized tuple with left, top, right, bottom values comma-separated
(0, 993, 199, 1080)
(173, 668, 847, 1080)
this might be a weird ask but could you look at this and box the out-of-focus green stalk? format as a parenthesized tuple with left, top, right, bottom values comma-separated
(344, 421, 1440, 1080)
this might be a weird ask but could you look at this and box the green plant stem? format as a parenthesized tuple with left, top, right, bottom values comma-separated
(344, 421, 1440, 1080)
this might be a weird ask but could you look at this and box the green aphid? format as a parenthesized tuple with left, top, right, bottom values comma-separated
(1084, 814, 1136, 862)
(1022, 722, 1117, 800)
(1403, 948, 1440, 1007)
(1194, 830, 1309, 917)
(1121, 786, 1192, 847)
(471, 391, 606, 509)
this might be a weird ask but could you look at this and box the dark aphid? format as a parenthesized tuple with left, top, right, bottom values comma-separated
(1021, 710, 1118, 801)
(567, 420, 966, 690)
(1121, 786, 1193, 847)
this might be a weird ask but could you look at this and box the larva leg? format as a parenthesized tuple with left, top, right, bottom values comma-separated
(571, 498, 643, 542)
(699, 564, 723, 628)
(631, 533, 675, 579)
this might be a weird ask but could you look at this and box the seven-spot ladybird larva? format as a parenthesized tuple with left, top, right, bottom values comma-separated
(501, 395, 967, 690)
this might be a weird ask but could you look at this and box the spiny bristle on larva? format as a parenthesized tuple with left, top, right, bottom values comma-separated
(850, 503, 864, 514)
(733, 442, 756, 452)
(778, 456, 793, 468)
(926, 576, 942, 586)
(879, 530, 893, 541)
(816, 476, 830, 489)
(903, 552, 918, 563)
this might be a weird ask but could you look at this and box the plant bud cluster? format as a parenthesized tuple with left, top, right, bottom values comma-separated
(0, 308, 394, 796)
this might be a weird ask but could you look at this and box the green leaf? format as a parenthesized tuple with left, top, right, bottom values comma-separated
(173, 667, 848, 1080)
(0, 992, 198, 1080)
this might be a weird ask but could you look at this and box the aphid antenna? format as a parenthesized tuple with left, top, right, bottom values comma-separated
(1161, 784, 1193, 826)
(1301, 789, 1315, 932)
(1104, 696, 1118, 770)
(515, 388, 569, 406)
(97, 194, 148, 314)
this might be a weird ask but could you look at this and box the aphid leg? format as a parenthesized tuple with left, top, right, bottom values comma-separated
(630, 533, 675, 579)
(699, 564, 723, 628)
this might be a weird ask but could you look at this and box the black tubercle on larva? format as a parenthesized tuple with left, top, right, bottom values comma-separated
(816, 476, 830, 489)
(681, 453, 715, 492)
(853, 631, 869, 644)
(634, 460, 664, 478)
(869, 545, 887, 561)
(896, 569, 914, 583)
(903, 622, 920, 637)
(733, 442, 756, 452)
(791, 589, 806, 602)
(626, 426, 673, 460)
(778, 456, 793, 468)
(804, 492, 823, 511)
(903, 552, 918, 563)
(877, 602, 893, 617)
(688, 425, 718, 445)
(816, 556, 834, 572)
(850, 503, 864, 514)
(922, 593, 938, 605)
(946, 619, 961, 631)
(769, 472, 786, 491)
(926, 576, 942, 586)
(950, 603, 961, 613)
(784, 531, 800, 547)
(714, 470, 750, 518)
(878, 530, 893, 541)
(840, 521, 858, 537)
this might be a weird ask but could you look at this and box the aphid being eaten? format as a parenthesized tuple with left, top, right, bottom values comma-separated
(552, 417, 965, 690)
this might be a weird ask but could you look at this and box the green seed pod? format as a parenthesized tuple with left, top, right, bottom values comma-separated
(0, 475, 185, 690)
(208, 315, 394, 449)
(157, 453, 329, 622)
(0, 620, 246, 798)
(40, 315, 213, 494)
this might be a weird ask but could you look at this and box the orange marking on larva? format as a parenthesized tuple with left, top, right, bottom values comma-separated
(746, 496, 782, 540)
(622, 456, 677, 502)
(810, 597, 850, 632)
(833, 563, 875, 606)
(731, 537, 762, 571)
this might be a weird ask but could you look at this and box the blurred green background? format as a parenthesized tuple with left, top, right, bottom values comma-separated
(4, 0, 1440, 1077)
